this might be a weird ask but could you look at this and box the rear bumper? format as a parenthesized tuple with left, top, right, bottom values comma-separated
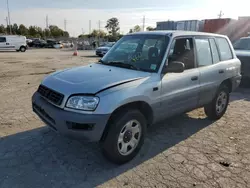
(231, 75, 242, 91)
(32, 92, 110, 142)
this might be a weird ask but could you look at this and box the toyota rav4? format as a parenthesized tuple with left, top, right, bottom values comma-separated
(32, 31, 241, 164)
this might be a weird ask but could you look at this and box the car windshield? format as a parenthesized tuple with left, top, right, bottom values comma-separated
(233, 38, 250, 50)
(100, 34, 169, 72)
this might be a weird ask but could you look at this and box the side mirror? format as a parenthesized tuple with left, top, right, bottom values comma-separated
(166, 61, 185, 73)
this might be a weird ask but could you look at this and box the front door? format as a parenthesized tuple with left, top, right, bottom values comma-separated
(159, 37, 200, 120)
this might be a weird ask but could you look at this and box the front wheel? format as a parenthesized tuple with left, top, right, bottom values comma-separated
(204, 84, 229, 120)
(101, 109, 147, 164)
(20, 46, 26, 52)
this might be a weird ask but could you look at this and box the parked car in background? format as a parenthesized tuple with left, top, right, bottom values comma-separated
(0, 35, 27, 52)
(95, 42, 115, 57)
(53, 42, 63, 49)
(46, 39, 57, 48)
(32, 31, 241, 164)
(234, 37, 250, 81)
(28, 39, 47, 48)
(62, 41, 74, 48)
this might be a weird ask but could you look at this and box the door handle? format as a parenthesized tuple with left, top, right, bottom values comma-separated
(6, 43, 9, 45)
(219, 69, 224, 74)
(191, 76, 198, 81)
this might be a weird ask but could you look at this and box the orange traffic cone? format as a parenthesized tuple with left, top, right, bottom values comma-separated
(73, 50, 78, 56)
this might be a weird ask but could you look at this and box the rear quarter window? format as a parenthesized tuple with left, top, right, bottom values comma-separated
(216, 37, 233, 61)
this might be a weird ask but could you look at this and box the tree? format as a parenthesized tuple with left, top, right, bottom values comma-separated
(49, 25, 64, 38)
(19, 24, 28, 35)
(105, 17, 120, 37)
(129, 29, 133, 33)
(90, 29, 99, 38)
(63, 31, 69, 37)
(98, 30, 106, 38)
(146, 26, 155, 31)
(0, 24, 6, 34)
(133, 25, 141, 32)
(37, 27, 44, 38)
(12, 23, 19, 34)
(44, 28, 51, 38)
(28, 26, 38, 37)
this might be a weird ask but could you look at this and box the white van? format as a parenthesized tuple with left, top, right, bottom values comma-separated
(0, 35, 27, 52)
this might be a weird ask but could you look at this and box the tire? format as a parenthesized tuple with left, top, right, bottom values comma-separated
(16, 50, 19, 52)
(101, 109, 147, 164)
(204, 84, 230, 120)
(20, 46, 26, 52)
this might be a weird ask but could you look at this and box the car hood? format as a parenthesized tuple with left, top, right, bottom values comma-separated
(235, 50, 250, 57)
(42, 63, 151, 96)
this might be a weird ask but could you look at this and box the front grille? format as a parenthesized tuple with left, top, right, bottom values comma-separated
(37, 85, 64, 106)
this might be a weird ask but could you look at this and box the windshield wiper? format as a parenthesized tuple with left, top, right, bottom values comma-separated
(107, 61, 139, 70)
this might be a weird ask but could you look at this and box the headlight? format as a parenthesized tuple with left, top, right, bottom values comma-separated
(66, 96, 99, 111)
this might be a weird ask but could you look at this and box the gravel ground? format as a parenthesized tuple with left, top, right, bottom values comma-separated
(0, 49, 250, 188)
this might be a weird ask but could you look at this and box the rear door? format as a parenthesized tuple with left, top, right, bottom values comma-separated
(195, 37, 225, 106)
(0, 37, 7, 50)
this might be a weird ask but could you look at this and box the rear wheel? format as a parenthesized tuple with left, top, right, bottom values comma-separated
(101, 109, 147, 164)
(204, 84, 229, 120)
(20, 46, 26, 52)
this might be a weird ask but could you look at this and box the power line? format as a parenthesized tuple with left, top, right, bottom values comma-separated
(6, 0, 11, 34)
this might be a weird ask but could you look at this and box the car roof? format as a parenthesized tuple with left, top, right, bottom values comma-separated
(128, 30, 227, 38)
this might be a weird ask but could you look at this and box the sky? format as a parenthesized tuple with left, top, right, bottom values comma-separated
(0, 0, 250, 37)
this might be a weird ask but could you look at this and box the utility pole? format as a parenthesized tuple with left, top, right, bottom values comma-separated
(98, 20, 101, 45)
(46, 15, 49, 28)
(6, 0, 11, 34)
(142, 16, 145, 31)
(218, 10, 224, 19)
(82, 28, 84, 34)
(64, 19, 67, 31)
(89, 20, 91, 34)
(5, 17, 8, 34)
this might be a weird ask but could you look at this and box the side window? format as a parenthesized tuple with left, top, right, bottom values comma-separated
(209, 38, 220, 64)
(168, 38, 195, 70)
(216, 37, 233, 61)
(195, 38, 213, 67)
(0, 37, 6, 43)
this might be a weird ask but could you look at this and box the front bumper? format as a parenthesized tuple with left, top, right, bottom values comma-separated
(32, 92, 110, 142)
(231, 75, 242, 91)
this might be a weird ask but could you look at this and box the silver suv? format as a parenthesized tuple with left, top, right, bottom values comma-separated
(32, 31, 241, 164)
